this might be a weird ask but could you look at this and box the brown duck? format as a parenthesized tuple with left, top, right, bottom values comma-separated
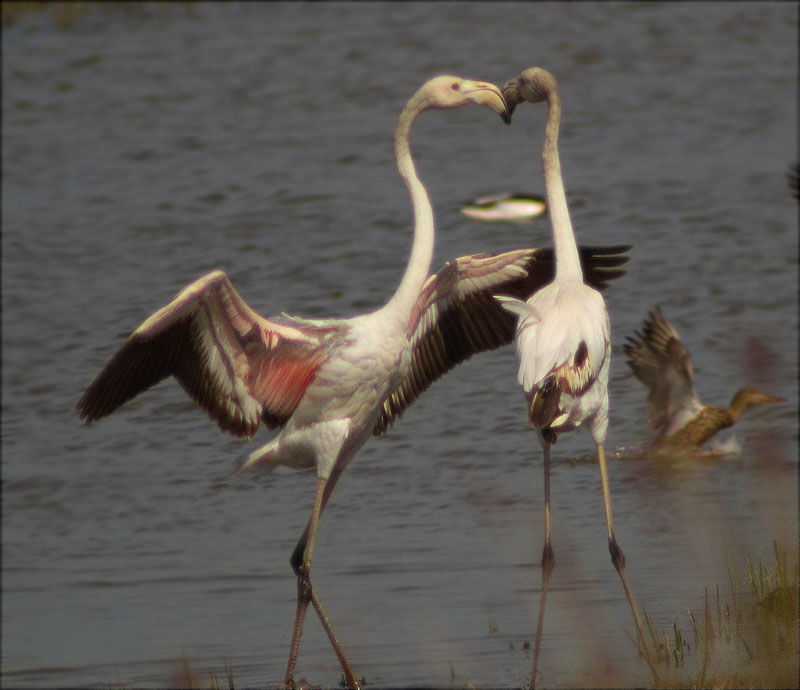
(624, 308, 785, 451)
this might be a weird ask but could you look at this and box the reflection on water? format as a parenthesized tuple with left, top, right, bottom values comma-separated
(2, 3, 797, 688)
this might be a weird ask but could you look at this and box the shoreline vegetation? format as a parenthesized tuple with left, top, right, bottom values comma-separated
(642, 539, 799, 690)
(164, 540, 798, 689)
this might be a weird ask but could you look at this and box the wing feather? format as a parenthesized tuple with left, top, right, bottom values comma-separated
(623, 307, 700, 433)
(374, 244, 630, 435)
(76, 270, 334, 437)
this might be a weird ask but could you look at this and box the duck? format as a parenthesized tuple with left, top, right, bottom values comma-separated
(624, 307, 785, 452)
(460, 191, 546, 222)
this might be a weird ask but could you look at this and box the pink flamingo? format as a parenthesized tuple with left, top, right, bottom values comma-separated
(77, 74, 629, 688)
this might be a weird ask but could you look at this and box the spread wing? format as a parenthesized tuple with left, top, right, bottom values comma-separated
(623, 306, 701, 434)
(76, 270, 337, 438)
(374, 244, 630, 435)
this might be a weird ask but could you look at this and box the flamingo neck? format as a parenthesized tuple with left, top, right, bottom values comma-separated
(385, 97, 435, 319)
(543, 88, 583, 282)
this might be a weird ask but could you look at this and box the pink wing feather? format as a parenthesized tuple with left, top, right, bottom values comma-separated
(76, 270, 333, 437)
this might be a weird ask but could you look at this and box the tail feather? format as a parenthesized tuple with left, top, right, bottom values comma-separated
(529, 374, 563, 431)
(494, 295, 541, 322)
(237, 439, 280, 474)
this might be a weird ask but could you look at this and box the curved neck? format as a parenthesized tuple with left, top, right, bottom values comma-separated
(727, 391, 754, 423)
(384, 95, 435, 318)
(542, 88, 583, 281)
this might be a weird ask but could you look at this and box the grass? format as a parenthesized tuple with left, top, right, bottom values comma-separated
(175, 653, 235, 690)
(644, 539, 799, 689)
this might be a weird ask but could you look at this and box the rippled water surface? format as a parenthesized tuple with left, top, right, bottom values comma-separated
(2, 3, 797, 688)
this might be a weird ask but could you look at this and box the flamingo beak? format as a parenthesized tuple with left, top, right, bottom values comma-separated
(501, 77, 522, 119)
(465, 82, 512, 124)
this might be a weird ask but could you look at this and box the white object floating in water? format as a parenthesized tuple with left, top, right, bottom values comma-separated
(460, 192, 547, 222)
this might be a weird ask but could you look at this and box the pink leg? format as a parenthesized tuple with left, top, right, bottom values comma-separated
(283, 475, 360, 689)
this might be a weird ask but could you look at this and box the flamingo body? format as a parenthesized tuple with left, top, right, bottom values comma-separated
(240, 309, 408, 476)
(504, 282, 609, 438)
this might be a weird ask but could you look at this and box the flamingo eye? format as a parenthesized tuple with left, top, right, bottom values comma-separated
(451, 82, 460, 90)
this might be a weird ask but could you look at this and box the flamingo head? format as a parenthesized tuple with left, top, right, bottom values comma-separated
(419, 76, 511, 124)
(502, 67, 557, 117)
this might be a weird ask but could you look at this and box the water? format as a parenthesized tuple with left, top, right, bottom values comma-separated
(2, 3, 797, 688)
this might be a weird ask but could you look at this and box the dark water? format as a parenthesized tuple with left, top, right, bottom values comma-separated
(2, 3, 797, 688)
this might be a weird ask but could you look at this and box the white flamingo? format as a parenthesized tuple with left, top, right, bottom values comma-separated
(495, 67, 658, 688)
(76, 74, 630, 688)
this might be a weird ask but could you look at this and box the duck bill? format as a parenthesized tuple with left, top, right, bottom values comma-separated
(760, 394, 787, 404)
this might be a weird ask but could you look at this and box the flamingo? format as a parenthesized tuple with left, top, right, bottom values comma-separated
(76, 74, 631, 689)
(624, 307, 785, 453)
(494, 67, 658, 688)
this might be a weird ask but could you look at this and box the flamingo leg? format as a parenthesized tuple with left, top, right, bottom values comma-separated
(284, 475, 360, 690)
(596, 443, 659, 685)
(531, 439, 555, 690)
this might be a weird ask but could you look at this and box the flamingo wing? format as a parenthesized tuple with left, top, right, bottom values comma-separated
(76, 270, 334, 438)
(623, 307, 700, 433)
(374, 244, 630, 435)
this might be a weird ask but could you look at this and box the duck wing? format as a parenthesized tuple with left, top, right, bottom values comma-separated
(624, 307, 702, 434)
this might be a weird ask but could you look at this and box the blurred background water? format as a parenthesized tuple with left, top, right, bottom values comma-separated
(2, 3, 797, 688)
